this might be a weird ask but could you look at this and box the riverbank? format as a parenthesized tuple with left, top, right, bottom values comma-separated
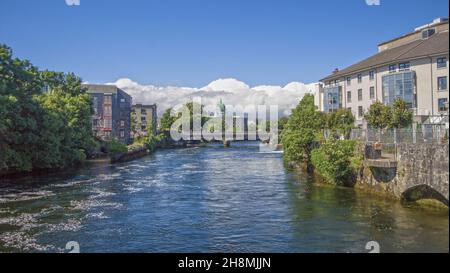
(288, 150, 450, 211)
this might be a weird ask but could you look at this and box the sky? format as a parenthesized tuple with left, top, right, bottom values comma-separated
(1, 0, 449, 115)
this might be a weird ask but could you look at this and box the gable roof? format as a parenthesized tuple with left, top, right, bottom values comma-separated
(321, 31, 449, 82)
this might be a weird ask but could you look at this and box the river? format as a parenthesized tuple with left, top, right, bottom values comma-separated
(0, 142, 448, 253)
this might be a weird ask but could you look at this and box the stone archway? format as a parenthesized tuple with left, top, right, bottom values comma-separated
(401, 184, 449, 206)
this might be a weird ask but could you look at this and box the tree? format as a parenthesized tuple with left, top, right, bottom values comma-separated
(277, 117, 289, 132)
(364, 101, 391, 129)
(131, 111, 138, 137)
(0, 44, 95, 174)
(1, 44, 43, 172)
(282, 94, 325, 167)
(389, 98, 413, 129)
(160, 108, 177, 135)
(364, 99, 413, 129)
(326, 108, 355, 138)
(284, 94, 326, 132)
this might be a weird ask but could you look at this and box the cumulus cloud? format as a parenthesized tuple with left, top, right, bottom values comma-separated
(106, 78, 318, 117)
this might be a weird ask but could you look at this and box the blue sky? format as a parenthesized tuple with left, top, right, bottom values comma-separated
(0, 0, 448, 87)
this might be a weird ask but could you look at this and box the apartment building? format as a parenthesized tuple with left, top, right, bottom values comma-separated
(83, 84, 132, 144)
(318, 18, 449, 128)
(132, 104, 158, 137)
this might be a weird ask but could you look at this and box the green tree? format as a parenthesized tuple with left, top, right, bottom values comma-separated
(389, 98, 413, 129)
(160, 108, 177, 134)
(282, 94, 325, 167)
(364, 101, 391, 129)
(364, 99, 413, 129)
(326, 108, 355, 138)
(0, 44, 95, 174)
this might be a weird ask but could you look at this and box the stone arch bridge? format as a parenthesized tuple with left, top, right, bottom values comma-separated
(362, 143, 449, 206)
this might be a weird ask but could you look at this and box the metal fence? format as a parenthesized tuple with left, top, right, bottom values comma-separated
(350, 127, 449, 144)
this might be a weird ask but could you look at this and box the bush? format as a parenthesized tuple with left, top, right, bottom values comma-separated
(311, 139, 359, 186)
(107, 139, 128, 154)
(282, 128, 318, 164)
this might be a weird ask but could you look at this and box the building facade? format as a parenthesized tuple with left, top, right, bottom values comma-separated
(132, 104, 158, 137)
(83, 84, 132, 144)
(318, 18, 449, 128)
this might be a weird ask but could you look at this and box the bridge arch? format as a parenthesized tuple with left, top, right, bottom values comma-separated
(401, 184, 449, 206)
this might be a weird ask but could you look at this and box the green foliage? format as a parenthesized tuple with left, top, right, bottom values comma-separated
(282, 128, 317, 163)
(159, 108, 177, 139)
(107, 139, 128, 154)
(390, 98, 413, 129)
(284, 94, 326, 132)
(364, 99, 413, 129)
(311, 139, 358, 185)
(326, 108, 355, 138)
(282, 94, 324, 165)
(0, 44, 95, 174)
(131, 111, 138, 136)
(364, 101, 391, 129)
(277, 117, 289, 132)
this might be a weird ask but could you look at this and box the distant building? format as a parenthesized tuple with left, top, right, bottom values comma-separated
(132, 104, 158, 137)
(83, 84, 132, 144)
(318, 18, 449, 128)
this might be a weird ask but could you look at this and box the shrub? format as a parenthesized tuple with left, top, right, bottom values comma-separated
(107, 139, 128, 154)
(311, 139, 359, 186)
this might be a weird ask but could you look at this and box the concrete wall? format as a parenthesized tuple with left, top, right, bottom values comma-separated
(357, 143, 449, 205)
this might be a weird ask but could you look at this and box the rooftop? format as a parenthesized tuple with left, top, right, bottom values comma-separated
(82, 84, 131, 98)
(321, 22, 449, 82)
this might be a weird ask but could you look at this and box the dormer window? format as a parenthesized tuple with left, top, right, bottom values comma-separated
(422, 28, 436, 39)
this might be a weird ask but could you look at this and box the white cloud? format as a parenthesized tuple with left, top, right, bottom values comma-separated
(106, 78, 318, 117)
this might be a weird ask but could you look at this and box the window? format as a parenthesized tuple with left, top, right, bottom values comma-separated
(399, 62, 410, 71)
(324, 86, 341, 113)
(120, 130, 125, 138)
(334, 80, 339, 85)
(422, 28, 436, 39)
(369, 70, 375, 81)
(438, 98, 448, 112)
(438, 76, 447, 91)
(437, 57, 447, 69)
(141, 125, 147, 130)
(347, 91, 352, 103)
(358, 89, 363, 101)
(389, 64, 397, 73)
(120, 98, 126, 103)
(357, 74, 362, 83)
(103, 106, 112, 116)
(104, 95, 112, 104)
(346, 77, 351, 85)
(120, 120, 125, 127)
(370, 87, 375, 99)
(42, 85, 51, 93)
(382, 71, 415, 108)
(141, 109, 147, 115)
(104, 118, 112, 130)
(358, 106, 364, 118)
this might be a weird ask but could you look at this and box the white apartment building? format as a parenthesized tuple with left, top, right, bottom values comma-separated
(318, 18, 449, 128)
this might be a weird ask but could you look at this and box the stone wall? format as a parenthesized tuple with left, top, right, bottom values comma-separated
(356, 143, 449, 205)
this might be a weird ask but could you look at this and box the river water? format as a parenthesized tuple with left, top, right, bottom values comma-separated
(0, 142, 448, 253)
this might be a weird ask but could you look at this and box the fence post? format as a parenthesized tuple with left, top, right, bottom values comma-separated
(412, 123, 417, 144)
(394, 128, 397, 144)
